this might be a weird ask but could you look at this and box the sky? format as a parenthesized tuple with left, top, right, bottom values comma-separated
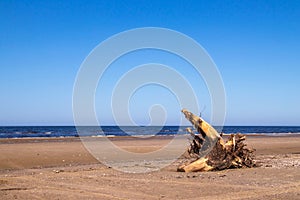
(0, 0, 299, 126)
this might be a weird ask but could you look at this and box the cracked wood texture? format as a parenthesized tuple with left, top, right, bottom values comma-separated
(178, 109, 255, 172)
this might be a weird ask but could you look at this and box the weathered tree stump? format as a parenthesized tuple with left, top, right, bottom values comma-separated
(178, 109, 255, 172)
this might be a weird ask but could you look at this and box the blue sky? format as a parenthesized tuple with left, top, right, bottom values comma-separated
(0, 0, 299, 126)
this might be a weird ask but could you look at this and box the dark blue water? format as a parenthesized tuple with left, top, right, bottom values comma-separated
(0, 126, 299, 138)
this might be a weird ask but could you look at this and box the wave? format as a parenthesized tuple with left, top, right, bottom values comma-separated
(0, 126, 300, 138)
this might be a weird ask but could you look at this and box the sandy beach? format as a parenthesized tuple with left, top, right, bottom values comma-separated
(0, 135, 299, 199)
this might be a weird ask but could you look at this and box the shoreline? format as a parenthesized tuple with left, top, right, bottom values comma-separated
(0, 132, 300, 143)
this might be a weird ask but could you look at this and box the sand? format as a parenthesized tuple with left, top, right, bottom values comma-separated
(0, 135, 299, 199)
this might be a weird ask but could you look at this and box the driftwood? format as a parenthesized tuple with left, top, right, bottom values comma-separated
(178, 109, 255, 172)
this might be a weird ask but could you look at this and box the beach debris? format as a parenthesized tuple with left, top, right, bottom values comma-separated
(178, 109, 255, 172)
(53, 169, 64, 173)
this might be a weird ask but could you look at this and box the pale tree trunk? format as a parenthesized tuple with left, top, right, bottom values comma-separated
(178, 109, 256, 172)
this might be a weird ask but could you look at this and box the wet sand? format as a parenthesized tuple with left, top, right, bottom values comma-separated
(0, 135, 299, 199)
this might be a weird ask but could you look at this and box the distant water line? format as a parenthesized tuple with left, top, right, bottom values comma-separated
(0, 126, 299, 138)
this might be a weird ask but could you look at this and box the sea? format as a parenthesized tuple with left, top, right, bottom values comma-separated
(0, 126, 300, 138)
